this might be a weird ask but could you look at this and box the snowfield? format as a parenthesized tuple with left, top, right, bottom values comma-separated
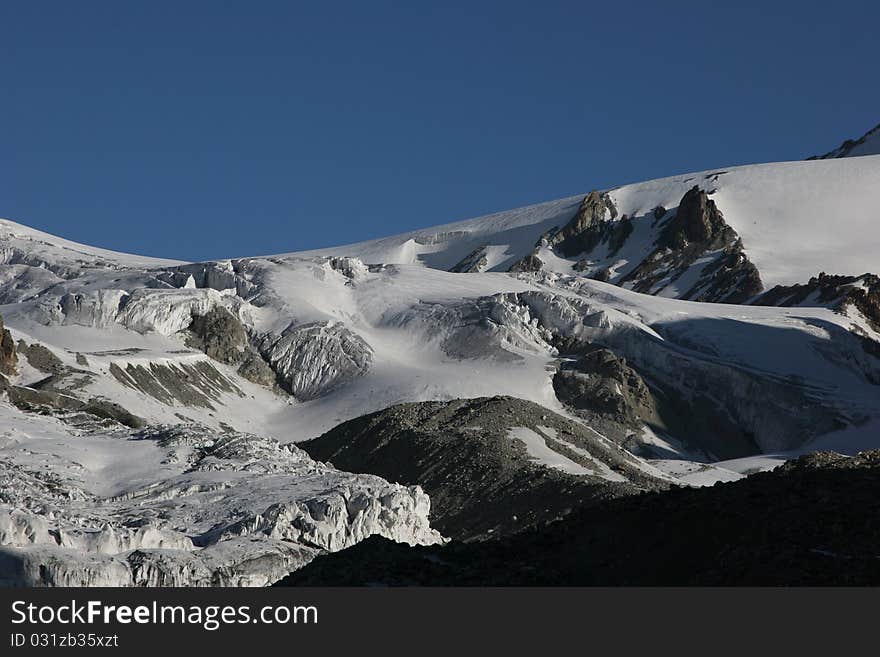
(1, 147, 879, 585)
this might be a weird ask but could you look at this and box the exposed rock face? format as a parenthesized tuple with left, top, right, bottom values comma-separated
(620, 186, 763, 303)
(507, 251, 543, 273)
(17, 340, 65, 374)
(276, 449, 880, 586)
(302, 396, 666, 541)
(0, 314, 16, 375)
(258, 321, 372, 400)
(553, 348, 661, 445)
(0, 423, 442, 587)
(185, 307, 277, 386)
(547, 191, 619, 257)
(449, 247, 488, 273)
(686, 246, 763, 303)
(550, 341, 770, 458)
(186, 307, 248, 364)
(659, 185, 726, 247)
(555, 349, 653, 415)
(236, 352, 277, 387)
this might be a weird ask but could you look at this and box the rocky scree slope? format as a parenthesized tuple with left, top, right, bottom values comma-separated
(302, 396, 668, 541)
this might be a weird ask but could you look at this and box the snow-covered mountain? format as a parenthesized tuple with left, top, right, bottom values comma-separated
(811, 123, 880, 159)
(294, 155, 880, 302)
(1, 135, 879, 586)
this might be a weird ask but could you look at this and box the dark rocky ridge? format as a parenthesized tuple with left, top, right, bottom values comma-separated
(659, 185, 728, 247)
(302, 396, 667, 541)
(754, 272, 880, 333)
(276, 450, 880, 586)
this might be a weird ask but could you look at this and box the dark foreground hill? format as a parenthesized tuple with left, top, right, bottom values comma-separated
(275, 450, 880, 586)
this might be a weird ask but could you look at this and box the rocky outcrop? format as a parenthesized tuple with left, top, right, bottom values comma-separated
(754, 272, 880, 332)
(659, 185, 728, 248)
(507, 251, 543, 273)
(449, 247, 489, 273)
(515, 186, 762, 303)
(185, 307, 276, 386)
(619, 186, 763, 303)
(235, 352, 277, 387)
(258, 321, 372, 400)
(553, 347, 661, 446)
(0, 314, 16, 375)
(687, 245, 763, 303)
(17, 340, 64, 374)
(302, 396, 666, 541)
(546, 191, 619, 257)
(186, 306, 248, 364)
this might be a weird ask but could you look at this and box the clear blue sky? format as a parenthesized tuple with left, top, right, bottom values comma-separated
(3, 1, 878, 261)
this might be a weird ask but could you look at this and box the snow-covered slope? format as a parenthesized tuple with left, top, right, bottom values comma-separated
(0, 218, 183, 272)
(291, 156, 880, 296)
